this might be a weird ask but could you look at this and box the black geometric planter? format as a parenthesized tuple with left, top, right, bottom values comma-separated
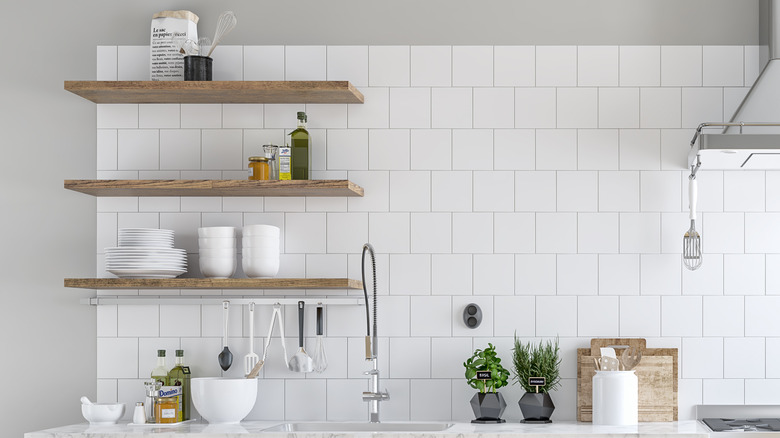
(519, 392, 555, 423)
(469, 392, 507, 423)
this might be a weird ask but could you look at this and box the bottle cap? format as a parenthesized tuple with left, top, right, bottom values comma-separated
(297, 111, 307, 122)
(175, 349, 184, 357)
(248, 156, 269, 162)
(136, 402, 144, 406)
(157, 349, 166, 357)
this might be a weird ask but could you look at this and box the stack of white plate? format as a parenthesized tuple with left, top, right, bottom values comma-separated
(118, 228, 174, 247)
(106, 228, 187, 279)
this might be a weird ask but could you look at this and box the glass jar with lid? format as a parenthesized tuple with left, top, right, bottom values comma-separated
(263, 144, 279, 180)
(155, 396, 178, 424)
(248, 156, 270, 180)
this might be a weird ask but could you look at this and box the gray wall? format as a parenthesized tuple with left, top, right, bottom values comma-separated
(1, 1, 758, 436)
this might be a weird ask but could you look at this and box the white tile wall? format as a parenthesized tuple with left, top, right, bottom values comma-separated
(95, 44, 771, 422)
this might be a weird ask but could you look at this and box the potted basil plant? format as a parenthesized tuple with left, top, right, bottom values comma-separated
(512, 336, 561, 423)
(463, 343, 510, 423)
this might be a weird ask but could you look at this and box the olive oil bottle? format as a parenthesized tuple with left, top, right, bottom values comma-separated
(167, 349, 191, 421)
(289, 111, 311, 180)
(151, 350, 169, 386)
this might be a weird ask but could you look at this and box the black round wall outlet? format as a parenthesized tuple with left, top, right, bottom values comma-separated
(463, 303, 482, 329)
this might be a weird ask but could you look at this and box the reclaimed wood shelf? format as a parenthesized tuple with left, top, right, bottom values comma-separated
(64, 81, 364, 104)
(65, 278, 363, 290)
(64, 179, 364, 197)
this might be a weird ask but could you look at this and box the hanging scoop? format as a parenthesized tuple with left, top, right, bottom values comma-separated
(218, 301, 233, 371)
(287, 301, 313, 373)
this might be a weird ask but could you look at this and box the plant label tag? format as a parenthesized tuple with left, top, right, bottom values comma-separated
(476, 371, 492, 380)
(529, 377, 546, 387)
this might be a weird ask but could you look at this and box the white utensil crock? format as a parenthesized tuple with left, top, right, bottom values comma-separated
(592, 370, 638, 425)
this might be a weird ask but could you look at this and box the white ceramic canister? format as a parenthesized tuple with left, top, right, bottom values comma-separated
(592, 370, 638, 425)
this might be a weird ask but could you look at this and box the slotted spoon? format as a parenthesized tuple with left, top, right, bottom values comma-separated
(244, 302, 259, 376)
(683, 175, 703, 270)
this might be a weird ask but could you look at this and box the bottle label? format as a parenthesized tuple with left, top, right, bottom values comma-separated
(158, 386, 182, 398)
(181, 366, 191, 374)
(278, 147, 292, 180)
(161, 408, 176, 419)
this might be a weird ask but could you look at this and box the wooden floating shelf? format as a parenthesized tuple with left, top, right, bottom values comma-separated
(64, 80, 364, 104)
(65, 278, 363, 290)
(64, 179, 364, 197)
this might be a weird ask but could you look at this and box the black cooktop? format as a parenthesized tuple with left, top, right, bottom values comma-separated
(704, 418, 780, 432)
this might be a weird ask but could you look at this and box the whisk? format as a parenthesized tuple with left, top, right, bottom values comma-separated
(683, 167, 702, 271)
(206, 11, 237, 58)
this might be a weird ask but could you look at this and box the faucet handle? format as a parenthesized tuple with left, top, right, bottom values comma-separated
(363, 369, 378, 375)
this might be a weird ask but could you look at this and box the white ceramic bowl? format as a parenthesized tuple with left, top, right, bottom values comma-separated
(191, 378, 257, 424)
(242, 247, 279, 259)
(198, 237, 237, 248)
(200, 256, 237, 278)
(241, 236, 280, 248)
(81, 403, 126, 425)
(243, 224, 281, 237)
(198, 227, 236, 238)
(199, 247, 237, 258)
(242, 257, 280, 278)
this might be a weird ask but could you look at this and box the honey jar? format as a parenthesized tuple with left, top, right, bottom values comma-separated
(155, 396, 178, 424)
(248, 156, 270, 180)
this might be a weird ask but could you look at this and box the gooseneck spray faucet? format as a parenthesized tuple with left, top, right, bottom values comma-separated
(361, 243, 389, 423)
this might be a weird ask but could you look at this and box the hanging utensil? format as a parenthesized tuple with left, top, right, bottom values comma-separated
(244, 302, 259, 376)
(287, 301, 313, 373)
(247, 303, 287, 378)
(218, 301, 233, 371)
(206, 11, 237, 58)
(312, 304, 328, 373)
(683, 172, 703, 271)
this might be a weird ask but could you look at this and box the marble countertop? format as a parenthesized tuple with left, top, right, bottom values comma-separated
(25, 420, 711, 437)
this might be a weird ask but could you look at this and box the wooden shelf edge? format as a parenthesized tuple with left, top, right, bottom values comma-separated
(65, 278, 364, 290)
(64, 80, 364, 104)
(63, 179, 364, 197)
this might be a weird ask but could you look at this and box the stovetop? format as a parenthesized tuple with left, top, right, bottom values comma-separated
(704, 418, 780, 432)
(697, 406, 780, 435)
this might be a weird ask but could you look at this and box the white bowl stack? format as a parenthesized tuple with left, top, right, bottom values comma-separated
(106, 228, 187, 278)
(198, 227, 237, 278)
(242, 224, 280, 278)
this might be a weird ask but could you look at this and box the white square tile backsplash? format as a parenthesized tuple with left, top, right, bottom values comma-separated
(95, 44, 773, 422)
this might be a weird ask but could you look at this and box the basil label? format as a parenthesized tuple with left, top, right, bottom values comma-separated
(476, 371, 492, 380)
(529, 377, 546, 387)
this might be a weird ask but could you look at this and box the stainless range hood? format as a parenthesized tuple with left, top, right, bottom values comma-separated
(689, 0, 780, 170)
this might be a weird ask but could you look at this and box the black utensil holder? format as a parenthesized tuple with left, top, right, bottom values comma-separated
(184, 56, 213, 81)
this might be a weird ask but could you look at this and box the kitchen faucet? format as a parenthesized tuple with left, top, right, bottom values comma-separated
(360, 243, 389, 423)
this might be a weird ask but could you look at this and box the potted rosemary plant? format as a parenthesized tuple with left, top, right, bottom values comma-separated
(512, 336, 561, 423)
(463, 343, 510, 423)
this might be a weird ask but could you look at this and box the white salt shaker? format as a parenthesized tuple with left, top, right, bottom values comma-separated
(133, 402, 147, 424)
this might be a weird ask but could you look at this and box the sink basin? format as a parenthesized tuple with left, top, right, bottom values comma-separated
(265, 422, 453, 432)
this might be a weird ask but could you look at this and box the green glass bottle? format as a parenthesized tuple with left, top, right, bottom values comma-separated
(167, 349, 191, 421)
(289, 111, 311, 180)
(151, 350, 169, 386)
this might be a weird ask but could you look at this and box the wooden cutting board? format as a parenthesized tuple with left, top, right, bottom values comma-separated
(577, 338, 678, 422)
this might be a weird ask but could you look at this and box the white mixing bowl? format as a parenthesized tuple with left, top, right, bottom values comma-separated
(191, 378, 257, 424)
